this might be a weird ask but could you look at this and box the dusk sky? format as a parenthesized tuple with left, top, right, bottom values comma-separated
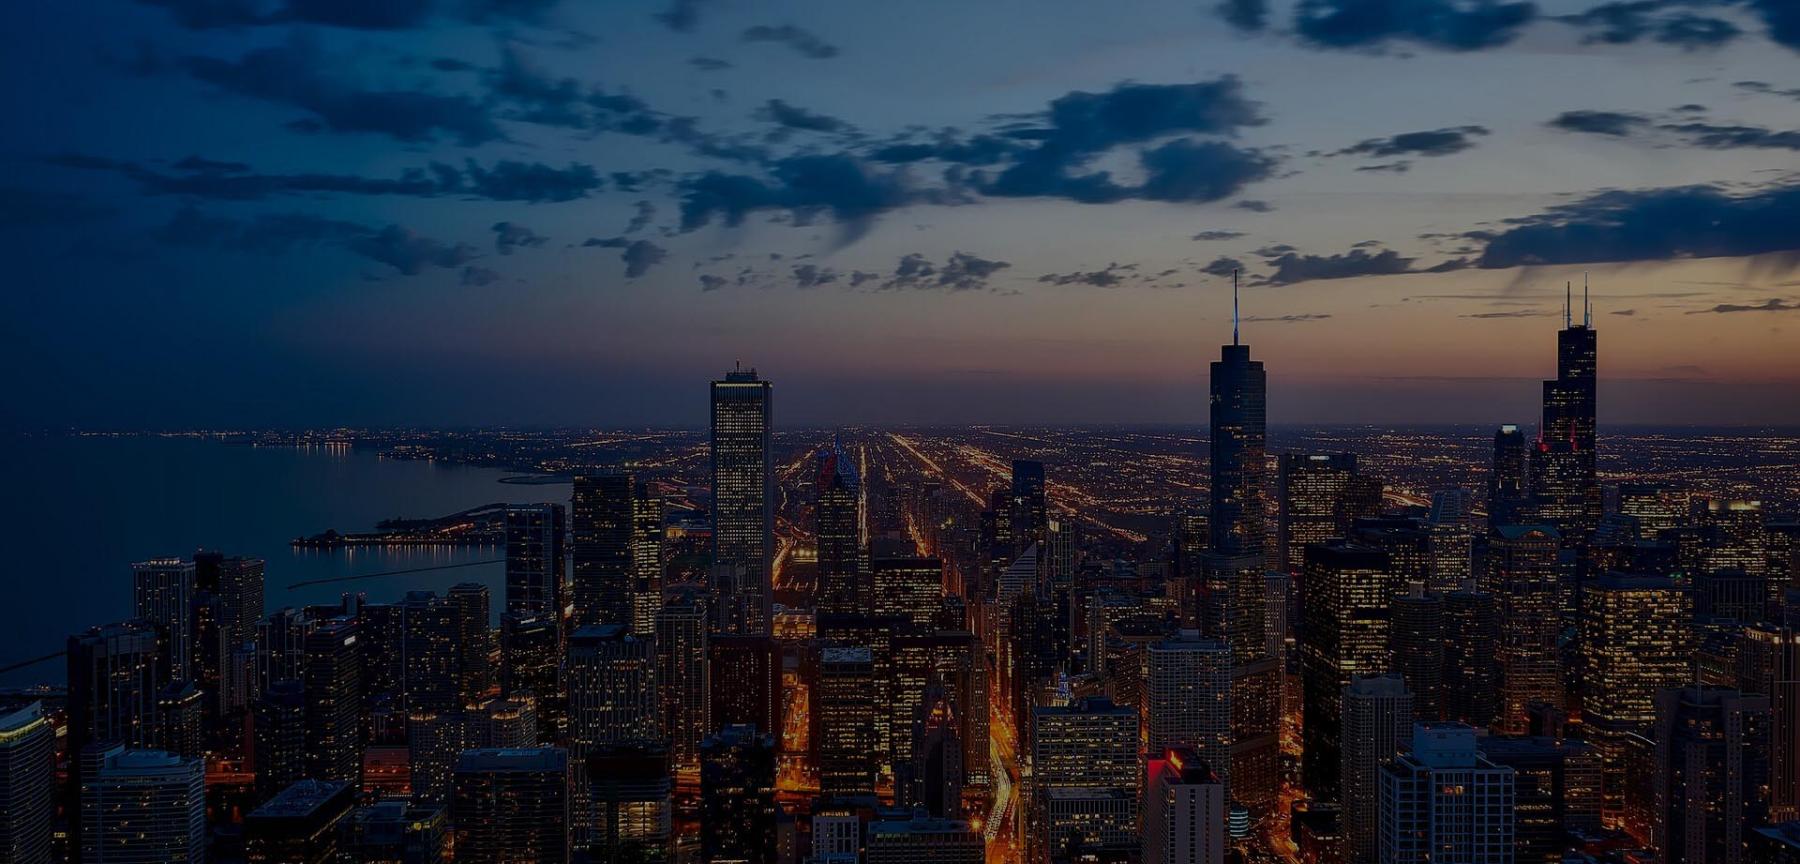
(6, 0, 1799, 429)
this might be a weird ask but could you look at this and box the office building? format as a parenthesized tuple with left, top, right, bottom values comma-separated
(572, 475, 635, 628)
(1210, 318, 1267, 560)
(1388, 584, 1444, 719)
(1300, 540, 1397, 800)
(1341, 675, 1412, 864)
(1277, 453, 1359, 576)
(452, 748, 572, 864)
(1490, 425, 1529, 529)
(399, 591, 462, 714)
(1654, 686, 1772, 864)
(819, 645, 878, 797)
(1377, 723, 1516, 864)
(1477, 736, 1601, 863)
(873, 557, 944, 630)
(67, 620, 161, 757)
(499, 612, 564, 741)
(254, 679, 308, 800)
(0, 703, 53, 864)
(304, 615, 364, 783)
(632, 481, 665, 635)
(700, 725, 779, 864)
(588, 745, 673, 864)
(1145, 632, 1232, 795)
(1144, 748, 1226, 864)
(78, 744, 206, 864)
(818, 441, 868, 617)
(568, 624, 661, 759)
(1742, 623, 1800, 822)
(245, 779, 356, 864)
(865, 815, 984, 864)
(656, 586, 710, 771)
(1442, 582, 1500, 727)
(711, 365, 774, 635)
(709, 635, 780, 738)
(133, 558, 195, 684)
(447, 582, 495, 705)
(505, 502, 566, 620)
(1580, 573, 1693, 826)
(1489, 525, 1563, 734)
(341, 799, 449, 863)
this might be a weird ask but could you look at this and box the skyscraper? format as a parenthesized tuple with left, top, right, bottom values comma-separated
(818, 645, 878, 797)
(500, 612, 564, 741)
(253, 679, 307, 801)
(700, 725, 778, 864)
(872, 557, 945, 629)
(656, 586, 710, 772)
(711, 365, 774, 635)
(1528, 284, 1600, 550)
(865, 815, 985, 864)
(1580, 573, 1694, 827)
(452, 748, 572, 864)
(1489, 425, 1528, 529)
(448, 581, 495, 705)
(1300, 540, 1396, 800)
(631, 481, 666, 636)
(1143, 748, 1226, 864)
(1654, 686, 1771, 863)
(1489, 525, 1563, 734)
(400, 591, 462, 714)
(67, 620, 161, 757)
(572, 475, 634, 629)
(1209, 302, 1267, 561)
(78, 744, 207, 864)
(304, 615, 364, 784)
(245, 779, 356, 864)
(1388, 583, 1444, 720)
(0, 703, 53, 864)
(1276, 453, 1358, 576)
(1145, 632, 1232, 796)
(1476, 736, 1602, 863)
(817, 441, 867, 617)
(1377, 723, 1516, 864)
(133, 558, 195, 684)
(1741, 623, 1800, 822)
(1442, 582, 1500, 728)
(588, 745, 673, 864)
(1011, 459, 1049, 553)
(1340, 675, 1413, 864)
(506, 502, 567, 621)
(568, 624, 661, 759)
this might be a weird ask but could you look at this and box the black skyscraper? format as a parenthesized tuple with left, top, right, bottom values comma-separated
(1489, 425, 1528, 528)
(1530, 282, 1600, 548)
(570, 474, 635, 628)
(1210, 316, 1267, 560)
(816, 441, 866, 617)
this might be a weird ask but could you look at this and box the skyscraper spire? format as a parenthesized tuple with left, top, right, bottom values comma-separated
(1583, 272, 1591, 327)
(1564, 282, 1572, 329)
(1232, 268, 1240, 347)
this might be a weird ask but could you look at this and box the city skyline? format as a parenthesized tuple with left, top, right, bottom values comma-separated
(7, 1, 1800, 429)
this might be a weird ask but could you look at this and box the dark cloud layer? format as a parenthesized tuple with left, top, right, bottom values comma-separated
(1558, 2, 1742, 49)
(1331, 125, 1489, 158)
(741, 24, 840, 59)
(183, 35, 500, 145)
(1548, 110, 1650, 137)
(1688, 297, 1799, 313)
(1472, 182, 1800, 268)
(50, 154, 602, 203)
(1294, 0, 1538, 51)
(137, 0, 558, 29)
(1217, 0, 1270, 30)
(1259, 246, 1419, 285)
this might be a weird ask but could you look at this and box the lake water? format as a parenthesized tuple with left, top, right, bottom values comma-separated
(0, 435, 567, 686)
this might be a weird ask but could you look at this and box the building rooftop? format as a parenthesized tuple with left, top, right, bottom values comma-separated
(455, 747, 568, 773)
(249, 780, 352, 819)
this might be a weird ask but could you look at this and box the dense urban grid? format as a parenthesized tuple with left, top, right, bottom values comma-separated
(7, 283, 1800, 864)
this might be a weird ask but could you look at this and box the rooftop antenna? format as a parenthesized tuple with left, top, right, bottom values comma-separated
(1232, 268, 1240, 346)
(1564, 281, 1572, 329)
(1583, 272, 1591, 327)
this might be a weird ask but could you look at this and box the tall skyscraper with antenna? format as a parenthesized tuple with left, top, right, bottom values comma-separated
(1204, 270, 1280, 814)
(1529, 276, 1600, 549)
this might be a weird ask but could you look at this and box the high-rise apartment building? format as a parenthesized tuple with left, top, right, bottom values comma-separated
(452, 748, 572, 864)
(1377, 723, 1516, 864)
(1145, 632, 1232, 796)
(78, 744, 206, 864)
(505, 503, 567, 620)
(132, 558, 195, 684)
(0, 703, 53, 864)
(1144, 748, 1226, 864)
(1489, 525, 1564, 734)
(1340, 675, 1413, 864)
(571, 475, 634, 628)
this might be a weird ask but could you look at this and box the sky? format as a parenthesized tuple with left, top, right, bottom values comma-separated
(4, 0, 1799, 429)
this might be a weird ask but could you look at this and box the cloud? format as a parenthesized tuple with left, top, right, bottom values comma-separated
(757, 99, 853, 134)
(1200, 257, 1245, 277)
(677, 153, 924, 238)
(690, 56, 732, 71)
(1236, 199, 1274, 212)
(1217, 0, 1269, 30)
(868, 133, 1023, 166)
(792, 264, 838, 287)
(1294, 0, 1538, 52)
(655, 0, 708, 31)
(1686, 297, 1799, 313)
(461, 266, 502, 286)
(880, 251, 1012, 291)
(1557, 2, 1741, 49)
(1660, 121, 1800, 151)
(741, 24, 840, 59)
(491, 221, 546, 254)
(1260, 246, 1418, 285)
(1241, 313, 1332, 322)
(1735, 80, 1800, 100)
(1611, 308, 1637, 315)
(182, 34, 501, 145)
(1470, 182, 1800, 269)
(49, 154, 603, 203)
(583, 236, 668, 278)
(351, 225, 478, 274)
(1547, 109, 1650, 137)
(625, 200, 656, 234)
(699, 274, 728, 291)
(1192, 230, 1246, 241)
(1037, 262, 1137, 287)
(0, 185, 116, 227)
(1331, 125, 1488, 158)
(135, 0, 557, 29)
(1137, 139, 1279, 202)
(1461, 309, 1554, 318)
